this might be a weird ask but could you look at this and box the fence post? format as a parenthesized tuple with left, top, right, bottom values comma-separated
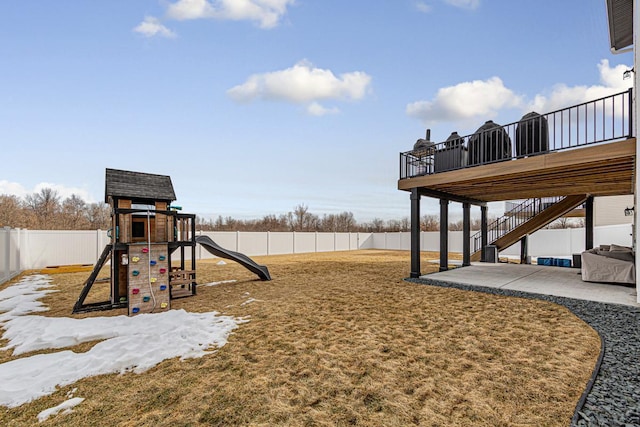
(292, 231, 296, 254)
(267, 231, 270, 255)
(16, 228, 21, 275)
(3, 227, 9, 283)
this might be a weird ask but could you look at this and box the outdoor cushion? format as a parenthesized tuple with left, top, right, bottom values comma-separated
(609, 243, 632, 252)
(598, 250, 635, 263)
(581, 250, 635, 285)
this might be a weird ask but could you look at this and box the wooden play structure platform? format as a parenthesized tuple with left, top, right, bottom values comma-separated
(73, 168, 198, 315)
(73, 168, 271, 316)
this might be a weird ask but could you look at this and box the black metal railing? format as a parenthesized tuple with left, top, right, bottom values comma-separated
(471, 196, 563, 253)
(400, 89, 633, 179)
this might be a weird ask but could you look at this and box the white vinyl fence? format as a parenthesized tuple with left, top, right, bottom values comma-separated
(0, 224, 633, 285)
(0, 227, 22, 284)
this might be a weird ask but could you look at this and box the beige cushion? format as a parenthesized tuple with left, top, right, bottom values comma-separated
(609, 243, 632, 252)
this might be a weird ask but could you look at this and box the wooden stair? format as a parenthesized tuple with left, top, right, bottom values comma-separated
(470, 194, 588, 261)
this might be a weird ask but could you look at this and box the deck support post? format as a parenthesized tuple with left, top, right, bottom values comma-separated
(480, 205, 488, 262)
(585, 196, 594, 250)
(520, 235, 529, 264)
(440, 199, 449, 271)
(462, 202, 471, 266)
(410, 189, 421, 278)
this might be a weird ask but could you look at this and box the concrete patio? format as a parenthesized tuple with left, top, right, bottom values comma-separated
(423, 263, 639, 307)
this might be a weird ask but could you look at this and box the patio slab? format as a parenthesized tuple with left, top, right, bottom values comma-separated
(422, 263, 639, 307)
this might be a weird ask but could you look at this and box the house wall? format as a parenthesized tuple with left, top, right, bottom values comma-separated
(594, 195, 634, 226)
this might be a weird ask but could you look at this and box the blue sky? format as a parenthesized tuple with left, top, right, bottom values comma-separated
(0, 0, 633, 222)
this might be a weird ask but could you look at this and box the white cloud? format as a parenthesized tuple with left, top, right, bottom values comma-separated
(527, 59, 632, 113)
(415, 2, 432, 13)
(166, 0, 295, 29)
(406, 76, 523, 125)
(133, 16, 176, 38)
(406, 60, 632, 127)
(306, 102, 340, 116)
(227, 60, 372, 115)
(444, 0, 480, 10)
(0, 181, 96, 203)
(0, 180, 29, 199)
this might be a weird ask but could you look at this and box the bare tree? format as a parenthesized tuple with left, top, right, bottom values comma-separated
(367, 218, 386, 232)
(290, 204, 318, 231)
(25, 188, 60, 229)
(60, 195, 88, 229)
(85, 202, 111, 230)
(421, 214, 439, 231)
(0, 195, 29, 228)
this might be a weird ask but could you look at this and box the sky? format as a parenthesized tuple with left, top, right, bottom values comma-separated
(0, 0, 634, 223)
(0, 274, 246, 412)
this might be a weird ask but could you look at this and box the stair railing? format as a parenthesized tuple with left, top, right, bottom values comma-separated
(471, 197, 564, 252)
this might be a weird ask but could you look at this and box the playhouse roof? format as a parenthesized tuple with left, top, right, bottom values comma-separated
(105, 168, 176, 203)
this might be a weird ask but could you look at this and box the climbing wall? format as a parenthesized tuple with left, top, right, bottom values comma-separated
(128, 243, 170, 316)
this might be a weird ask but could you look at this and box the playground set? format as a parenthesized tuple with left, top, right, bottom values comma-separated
(73, 168, 271, 316)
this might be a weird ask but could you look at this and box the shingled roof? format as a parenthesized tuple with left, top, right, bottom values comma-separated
(105, 168, 176, 203)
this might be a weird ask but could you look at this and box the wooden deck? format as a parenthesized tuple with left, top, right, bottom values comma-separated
(398, 138, 635, 201)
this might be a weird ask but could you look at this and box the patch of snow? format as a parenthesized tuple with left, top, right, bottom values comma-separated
(216, 260, 227, 265)
(200, 280, 236, 287)
(0, 275, 57, 323)
(37, 397, 84, 422)
(241, 298, 259, 306)
(0, 275, 248, 408)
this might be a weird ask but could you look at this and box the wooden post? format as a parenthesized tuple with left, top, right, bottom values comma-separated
(410, 189, 421, 278)
(481, 205, 488, 262)
(440, 198, 449, 271)
(462, 202, 470, 266)
(520, 235, 529, 264)
(585, 196, 594, 250)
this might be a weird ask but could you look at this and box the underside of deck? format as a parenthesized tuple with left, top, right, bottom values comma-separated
(398, 138, 635, 202)
(399, 138, 636, 277)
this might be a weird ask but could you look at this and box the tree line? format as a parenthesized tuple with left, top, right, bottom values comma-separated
(0, 189, 111, 230)
(0, 190, 579, 232)
(196, 204, 490, 232)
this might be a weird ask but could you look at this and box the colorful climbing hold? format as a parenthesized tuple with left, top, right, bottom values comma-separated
(159, 268, 166, 274)
(132, 307, 140, 314)
(150, 260, 157, 266)
(150, 278, 157, 283)
(160, 285, 167, 291)
(159, 255, 166, 261)
(142, 247, 149, 253)
(132, 288, 140, 295)
(132, 270, 139, 276)
(160, 302, 168, 309)
(143, 296, 151, 302)
(132, 256, 140, 263)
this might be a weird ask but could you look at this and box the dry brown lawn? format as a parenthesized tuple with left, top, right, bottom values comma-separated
(0, 250, 600, 426)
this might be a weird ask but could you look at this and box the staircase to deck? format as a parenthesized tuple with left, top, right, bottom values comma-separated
(470, 194, 588, 262)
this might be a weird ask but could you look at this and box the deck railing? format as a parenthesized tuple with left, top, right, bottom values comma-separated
(400, 89, 633, 179)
